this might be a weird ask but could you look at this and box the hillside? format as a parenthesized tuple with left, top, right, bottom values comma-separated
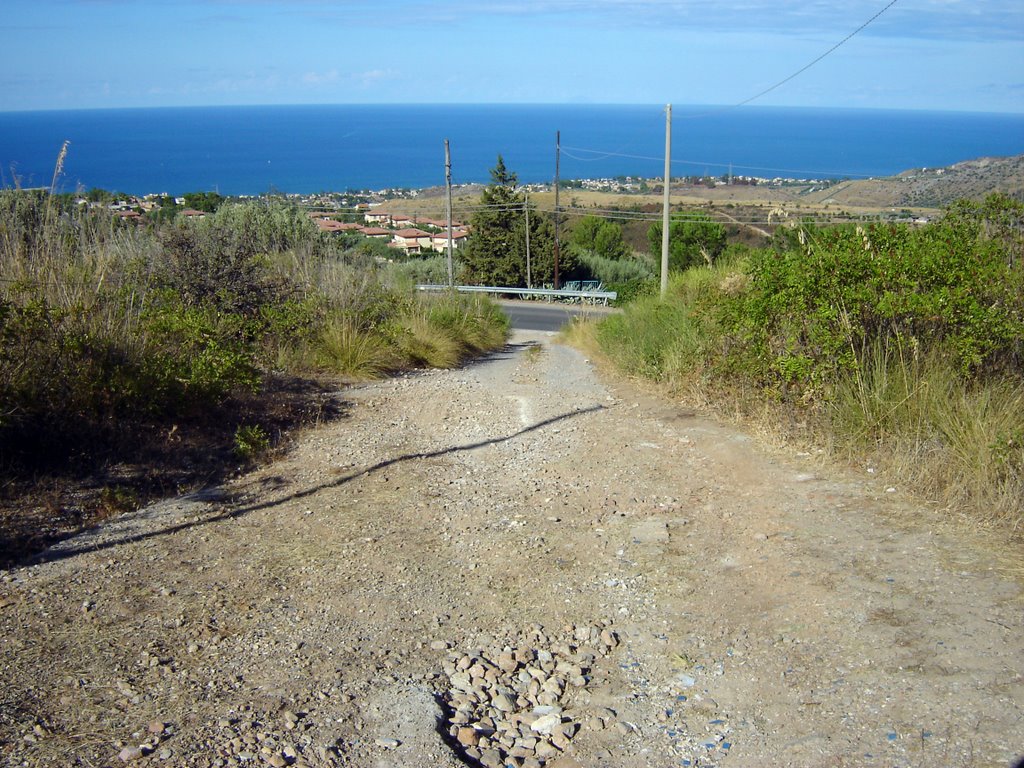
(806, 154, 1024, 209)
(394, 154, 1024, 221)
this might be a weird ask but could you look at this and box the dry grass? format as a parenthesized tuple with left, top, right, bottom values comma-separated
(570, 308, 1024, 546)
(830, 343, 1024, 536)
(397, 313, 462, 369)
(316, 320, 396, 380)
(559, 317, 604, 362)
(377, 179, 954, 224)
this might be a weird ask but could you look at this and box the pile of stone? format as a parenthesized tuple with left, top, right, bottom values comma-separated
(439, 621, 619, 768)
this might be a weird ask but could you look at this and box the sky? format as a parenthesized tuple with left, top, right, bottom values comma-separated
(2, 0, 1022, 113)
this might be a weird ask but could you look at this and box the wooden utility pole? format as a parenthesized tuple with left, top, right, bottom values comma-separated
(524, 190, 532, 289)
(553, 130, 561, 290)
(444, 139, 454, 288)
(661, 104, 672, 298)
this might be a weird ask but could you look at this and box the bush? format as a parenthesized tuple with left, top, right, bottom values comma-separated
(648, 211, 727, 271)
(233, 424, 271, 461)
(141, 298, 262, 407)
(575, 251, 654, 285)
(0, 191, 510, 476)
(589, 194, 1024, 532)
(716, 194, 1024, 393)
(388, 255, 460, 287)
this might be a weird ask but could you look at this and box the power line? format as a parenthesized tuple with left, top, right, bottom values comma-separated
(561, 145, 878, 180)
(448, 200, 892, 228)
(556, 1, 902, 179)
(676, 0, 901, 121)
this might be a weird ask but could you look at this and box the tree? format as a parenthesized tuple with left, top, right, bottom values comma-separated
(648, 211, 727, 270)
(461, 156, 523, 285)
(183, 191, 226, 213)
(570, 215, 628, 261)
(461, 156, 575, 287)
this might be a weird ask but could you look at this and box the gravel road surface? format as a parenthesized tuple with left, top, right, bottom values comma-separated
(2, 332, 1021, 768)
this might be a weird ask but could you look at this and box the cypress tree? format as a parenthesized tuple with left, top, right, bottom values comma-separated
(462, 156, 573, 287)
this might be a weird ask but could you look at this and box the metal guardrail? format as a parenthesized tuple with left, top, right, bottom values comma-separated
(415, 284, 617, 304)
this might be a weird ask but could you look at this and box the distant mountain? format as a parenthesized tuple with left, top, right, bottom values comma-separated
(815, 154, 1024, 209)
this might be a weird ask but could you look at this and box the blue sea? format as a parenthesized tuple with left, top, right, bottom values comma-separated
(1, 104, 1022, 196)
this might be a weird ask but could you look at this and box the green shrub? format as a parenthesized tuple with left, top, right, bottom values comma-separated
(569, 215, 630, 261)
(141, 299, 261, 407)
(233, 424, 271, 461)
(0, 190, 511, 477)
(589, 194, 1024, 531)
(388, 255, 459, 286)
(576, 250, 654, 285)
(648, 211, 727, 270)
(712, 195, 1024, 396)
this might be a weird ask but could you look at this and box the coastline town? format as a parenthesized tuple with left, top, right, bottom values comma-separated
(71, 171, 848, 260)
(90, 192, 470, 257)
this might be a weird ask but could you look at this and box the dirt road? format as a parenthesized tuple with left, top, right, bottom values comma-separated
(2, 332, 1021, 767)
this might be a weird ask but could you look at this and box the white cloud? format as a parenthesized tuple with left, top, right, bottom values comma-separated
(353, 69, 396, 88)
(302, 69, 340, 85)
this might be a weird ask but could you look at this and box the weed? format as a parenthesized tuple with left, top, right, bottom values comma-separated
(522, 344, 544, 363)
(98, 485, 139, 516)
(233, 424, 271, 462)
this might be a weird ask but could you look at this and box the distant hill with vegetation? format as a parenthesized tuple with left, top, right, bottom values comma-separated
(809, 154, 1024, 209)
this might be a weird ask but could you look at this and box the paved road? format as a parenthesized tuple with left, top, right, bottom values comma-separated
(498, 299, 618, 332)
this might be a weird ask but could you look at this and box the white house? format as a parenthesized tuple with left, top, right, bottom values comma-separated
(429, 229, 469, 252)
(391, 228, 432, 254)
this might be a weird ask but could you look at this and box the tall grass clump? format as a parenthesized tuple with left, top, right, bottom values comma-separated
(384, 291, 510, 371)
(595, 294, 692, 381)
(594, 252, 743, 385)
(316, 320, 396, 379)
(589, 194, 1024, 533)
(831, 339, 1024, 531)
